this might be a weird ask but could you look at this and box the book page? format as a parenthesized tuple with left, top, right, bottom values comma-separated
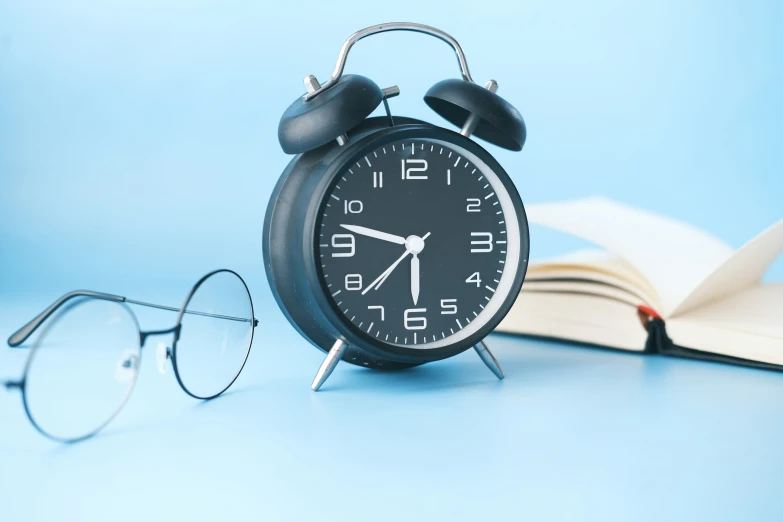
(528, 249, 659, 304)
(526, 198, 734, 316)
(666, 283, 783, 365)
(496, 292, 648, 351)
(527, 251, 660, 306)
(672, 283, 783, 338)
(671, 220, 783, 316)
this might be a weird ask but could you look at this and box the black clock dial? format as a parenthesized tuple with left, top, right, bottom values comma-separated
(316, 137, 522, 349)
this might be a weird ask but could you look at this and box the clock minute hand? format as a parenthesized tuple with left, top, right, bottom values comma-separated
(411, 255, 420, 305)
(340, 224, 406, 245)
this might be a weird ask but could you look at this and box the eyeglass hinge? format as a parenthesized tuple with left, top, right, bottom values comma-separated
(3, 380, 24, 391)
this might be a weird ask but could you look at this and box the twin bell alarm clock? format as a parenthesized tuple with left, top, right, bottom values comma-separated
(263, 22, 530, 390)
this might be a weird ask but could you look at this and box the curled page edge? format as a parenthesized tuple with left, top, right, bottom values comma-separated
(526, 197, 735, 316)
(671, 219, 783, 317)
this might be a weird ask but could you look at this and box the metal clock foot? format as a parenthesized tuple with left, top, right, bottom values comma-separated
(311, 339, 347, 391)
(473, 341, 504, 380)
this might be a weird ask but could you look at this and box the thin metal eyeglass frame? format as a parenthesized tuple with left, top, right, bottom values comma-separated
(2, 268, 257, 442)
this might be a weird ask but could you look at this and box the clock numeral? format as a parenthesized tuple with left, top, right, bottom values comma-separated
(401, 159, 428, 180)
(368, 305, 385, 321)
(345, 274, 363, 291)
(373, 171, 383, 188)
(466, 198, 481, 212)
(331, 234, 355, 257)
(344, 200, 363, 214)
(440, 299, 458, 315)
(447, 169, 451, 186)
(404, 308, 427, 330)
(466, 272, 482, 287)
(470, 232, 493, 253)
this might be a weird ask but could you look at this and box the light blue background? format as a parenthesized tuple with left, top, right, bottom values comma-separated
(1, 1, 782, 520)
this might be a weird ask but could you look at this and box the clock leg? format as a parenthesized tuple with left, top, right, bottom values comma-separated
(473, 341, 504, 380)
(311, 339, 347, 391)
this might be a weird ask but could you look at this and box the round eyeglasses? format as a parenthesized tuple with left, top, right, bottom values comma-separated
(2, 269, 256, 443)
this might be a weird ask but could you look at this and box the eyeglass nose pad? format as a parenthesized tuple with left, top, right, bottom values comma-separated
(115, 349, 140, 383)
(156, 342, 170, 375)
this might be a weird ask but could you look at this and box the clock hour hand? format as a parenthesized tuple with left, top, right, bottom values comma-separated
(340, 224, 406, 245)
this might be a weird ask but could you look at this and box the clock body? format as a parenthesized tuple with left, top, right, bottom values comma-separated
(263, 117, 529, 369)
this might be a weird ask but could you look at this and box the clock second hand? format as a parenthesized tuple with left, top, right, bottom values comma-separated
(361, 250, 410, 295)
(362, 232, 431, 294)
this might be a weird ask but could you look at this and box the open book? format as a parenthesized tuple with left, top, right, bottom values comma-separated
(497, 198, 783, 369)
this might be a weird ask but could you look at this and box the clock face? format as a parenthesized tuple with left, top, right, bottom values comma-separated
(316, 137, 523, 350)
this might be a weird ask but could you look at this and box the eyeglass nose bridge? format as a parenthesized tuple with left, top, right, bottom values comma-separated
(139, 325, 181, 375)
(139, 324, 181, 348)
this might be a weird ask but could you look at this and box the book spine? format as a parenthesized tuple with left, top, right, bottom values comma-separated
(636, 306, 782, 371)
(636, 305, 673, 354)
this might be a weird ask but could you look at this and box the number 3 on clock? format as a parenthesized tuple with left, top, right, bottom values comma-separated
(470, 232, 493, 253)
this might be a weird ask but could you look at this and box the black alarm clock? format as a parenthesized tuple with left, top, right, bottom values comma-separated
(263, 22, 530, 390)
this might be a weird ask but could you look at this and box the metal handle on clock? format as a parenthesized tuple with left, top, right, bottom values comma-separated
(303, 22, 475, 101)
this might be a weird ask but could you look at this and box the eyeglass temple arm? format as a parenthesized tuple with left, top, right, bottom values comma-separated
(7, 291, 124, 347)
(123, 299, 257, 326)
(7, 291, 258, 348)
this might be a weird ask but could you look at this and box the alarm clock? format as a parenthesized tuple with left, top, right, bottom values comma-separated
(263, 22, 530, 390)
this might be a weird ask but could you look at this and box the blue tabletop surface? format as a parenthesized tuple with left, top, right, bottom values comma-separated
(2, 296, 783, 521)
(1, 0, 782, 520)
